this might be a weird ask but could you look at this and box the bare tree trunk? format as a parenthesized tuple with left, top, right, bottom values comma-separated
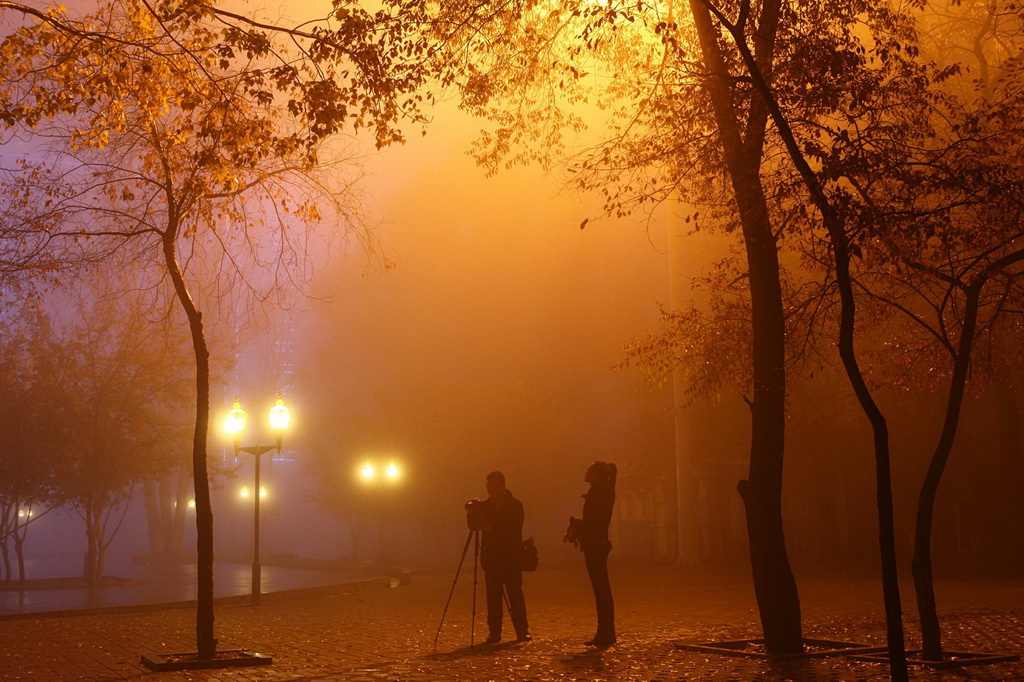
(84, 510, 100, 585)
(828, 223, 906, 678)
(732, 160, 801, 653)
(95, 530, 106, 584)
(144, 467, 191, 556)
(993, 373, 1024, 575)
(697, 13, 909, 675)
(700, 8, 910, 674)
(13, 517, 26, 583)
(162, 223, 217, 659)
(0, 507, 10, 583)
(689, 0, 802, 654)
(912, 283, 982, 661)
(0, 536, 10, 583)
(143, 479, 167, 555)
(172, 464, 190, 553)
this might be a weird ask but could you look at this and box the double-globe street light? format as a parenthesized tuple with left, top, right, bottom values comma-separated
(224, 396, 291, 606)
(360, 460, 400, 482)
(358, 459, 402, 561)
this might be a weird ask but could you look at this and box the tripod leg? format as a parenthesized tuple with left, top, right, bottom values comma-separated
(433, 528, 475, 648)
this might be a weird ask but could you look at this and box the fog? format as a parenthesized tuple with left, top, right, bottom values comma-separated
(18, 98, 1022, 585)
(18, 103, 685, 576)
(264, 108, 1024, 575)
(283, 111, 678, 565)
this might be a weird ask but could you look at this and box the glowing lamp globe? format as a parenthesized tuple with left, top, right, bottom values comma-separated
(224, 399, 248, 435)
(269, 397, 290, 431)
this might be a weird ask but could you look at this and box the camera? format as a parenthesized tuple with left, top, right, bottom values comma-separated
(565, 515, 584, 546)
(465, 498, 487, 531)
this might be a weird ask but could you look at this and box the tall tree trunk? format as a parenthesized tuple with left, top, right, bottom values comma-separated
(689, 0, 802, 653)
(163, 226, 217, 659)
(13, 516, 27, 583)
(0, 536, 10, 583)
(144, 467, 191, 556)
(95, 532, 106, 585)
(912, 283, 982, 661)
(84, 511, 100, 586)
(143, 479, 168, 555)
(0, 507, 10, 583)
(832, 237, 906, 679)
(172, 464, 190, 553)
(733, 165, 802, 654)
(703, 9, 910, 675)
(993, 371, 1023, 575)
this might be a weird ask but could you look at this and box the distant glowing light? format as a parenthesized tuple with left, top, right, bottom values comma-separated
(240, 486, 267, 499)
(188, 498, 196, 508)
(18, 508, 32, 518)
(360, 458, 403, 483)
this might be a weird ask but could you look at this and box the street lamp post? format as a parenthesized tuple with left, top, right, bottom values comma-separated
(224, 396, 291, 606)
(359, 459, 401, 561)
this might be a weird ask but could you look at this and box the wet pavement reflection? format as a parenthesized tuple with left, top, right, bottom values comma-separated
(0, 555, 377, 616)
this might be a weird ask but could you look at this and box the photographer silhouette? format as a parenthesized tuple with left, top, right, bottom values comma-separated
(477, 471, 530, 643)
(434, 473, 531, 648)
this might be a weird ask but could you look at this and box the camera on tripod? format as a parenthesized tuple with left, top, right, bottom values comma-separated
(435, 498, 492, 647)
(465, 498, 488, 531)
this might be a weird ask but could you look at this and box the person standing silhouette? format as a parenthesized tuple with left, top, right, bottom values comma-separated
(564, 461, 617, 647)
(478, 470, 530, 643)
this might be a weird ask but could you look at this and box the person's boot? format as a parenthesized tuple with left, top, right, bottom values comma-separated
(585, 629, 616, 647)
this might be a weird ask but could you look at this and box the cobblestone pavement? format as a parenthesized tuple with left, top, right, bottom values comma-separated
(2, 561, 1023, 681)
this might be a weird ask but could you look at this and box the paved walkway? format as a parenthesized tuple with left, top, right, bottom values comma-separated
(1, 560, 1023, 680)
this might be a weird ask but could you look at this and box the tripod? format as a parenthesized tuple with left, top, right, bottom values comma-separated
(434, 528, 514, 648)
(434, 528, 481, 648)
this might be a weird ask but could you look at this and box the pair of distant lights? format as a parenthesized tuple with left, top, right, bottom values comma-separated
(240, 486, 267, 499)
(361, 462, 400, 480)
